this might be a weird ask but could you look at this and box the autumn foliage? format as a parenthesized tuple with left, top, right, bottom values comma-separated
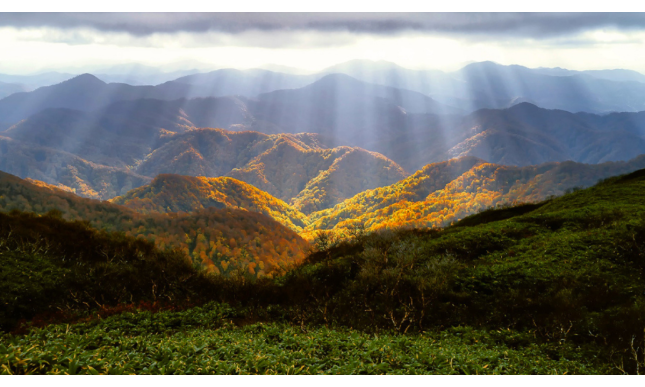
(0, 171, 308, 277)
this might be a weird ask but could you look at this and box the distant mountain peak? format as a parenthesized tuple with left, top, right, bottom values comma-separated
(460, 61, 503, 70)
(317, 73, 360, 82)
(507, 101, 541, 111)
(303, 73, 364, 89)
(64, 73, 106, 87)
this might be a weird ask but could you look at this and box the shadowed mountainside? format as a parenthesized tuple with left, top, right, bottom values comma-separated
(364, 103, 645, 171)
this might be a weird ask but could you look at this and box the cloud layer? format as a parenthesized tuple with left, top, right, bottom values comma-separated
(1, 13, 644, 39)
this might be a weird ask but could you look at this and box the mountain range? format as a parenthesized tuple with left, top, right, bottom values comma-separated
(4, 90, 645, 199)
(3, 60, 645, 251)
(320, 60, 645, 113)
(108, 154, 645, 240)
(4, 150, 645, 271)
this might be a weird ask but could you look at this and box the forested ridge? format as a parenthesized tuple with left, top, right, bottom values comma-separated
(111, 174, 310, 232)
(305, 154, 645, 237)
(0, 171, 308, 277)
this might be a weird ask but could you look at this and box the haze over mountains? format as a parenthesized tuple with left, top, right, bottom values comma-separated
(319, 60, 645, 113)
(4, 57, 645, 280)
(3, 59, 645, 232)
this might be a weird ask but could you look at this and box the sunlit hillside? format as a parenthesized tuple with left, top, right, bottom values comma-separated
(111, 174, 310, 232)
(306, 155, 645, 236)
(106, 154, 645, 243)
(0, 171, 308, 277)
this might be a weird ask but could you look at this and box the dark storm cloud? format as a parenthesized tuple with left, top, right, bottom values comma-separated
(1, 13, 644, 38)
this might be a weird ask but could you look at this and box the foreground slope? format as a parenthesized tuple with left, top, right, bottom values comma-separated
(0, 210, 209, 330)
(279, 167, 645, 373)
(0, 171, 308, 277)
(1, 309, 608, 374)
(6, 168, 645, 373)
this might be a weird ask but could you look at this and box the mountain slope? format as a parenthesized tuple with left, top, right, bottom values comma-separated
(2, 97, 253, 168)
(372, 103, 645, 171)
(532, 67, 645, 83)
(0, 74, 179, 124)
(247, 73, 458, 146)
(451, 62, 645, 113)
(295, 165, 645, 370)
(0, 135, 152, 199)
(444, 103, 645, 166)
(228, 142, 407, 213)
(138, 128, 407, 211)
(111, 174, 310, 232)
(0, 80, 27, 99)
(307, 155, 645, 235)
(135, 128, 327, 178)
(5, 98, 645, 203)
(0, 170, 308, 277)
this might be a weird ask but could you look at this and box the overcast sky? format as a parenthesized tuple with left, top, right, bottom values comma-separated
(2, 12, 645, 74)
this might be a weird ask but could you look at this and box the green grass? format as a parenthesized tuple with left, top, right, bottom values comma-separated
(0, 303, 611, 375)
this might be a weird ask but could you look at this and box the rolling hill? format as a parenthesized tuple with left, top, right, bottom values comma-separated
(111, 174, 310, 232)
(1, 114, 408, 205)
(306, 155, 645, 236)
(4, 64, 645, 212)
(0, 170, 309, 277)
(0, 135, 152, 199)
(107, 152, 645, 244)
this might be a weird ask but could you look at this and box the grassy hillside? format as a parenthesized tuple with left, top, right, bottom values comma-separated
(275, 168, 645, 372)
(0, 306, 609, 375)
(111, 174, 310, 232)
(0, 210, 214, 331)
